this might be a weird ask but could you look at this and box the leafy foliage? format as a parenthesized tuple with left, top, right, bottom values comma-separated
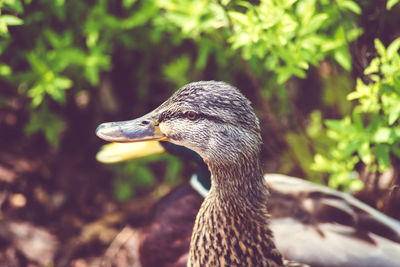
(110, 154, 183, 201)
(0, 0, 23, 36)
(312, 38, 400, 190)
(1, 0, 399, 197)
(155, 0, 362, 87)
(1, 0, 361, 146)
(227, 0, 361, 83)
(24, 104, 66, 148)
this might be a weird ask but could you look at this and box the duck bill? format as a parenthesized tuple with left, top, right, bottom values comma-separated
(96, 112, 169, 143)
(96, 141, 166, 164)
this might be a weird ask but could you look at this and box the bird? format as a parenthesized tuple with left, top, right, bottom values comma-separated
(96, 81, 400, 266)
(97, 81, 288, 266)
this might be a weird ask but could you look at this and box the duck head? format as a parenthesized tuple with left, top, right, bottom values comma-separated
(96, 81, 262, 167)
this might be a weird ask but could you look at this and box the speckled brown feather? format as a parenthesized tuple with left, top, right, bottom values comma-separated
(189, 191, 283, 267)
(188, 156, 284, 266)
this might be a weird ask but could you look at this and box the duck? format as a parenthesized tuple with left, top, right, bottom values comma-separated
(96, 81, 400, 266)
(97, 81, 289, 266)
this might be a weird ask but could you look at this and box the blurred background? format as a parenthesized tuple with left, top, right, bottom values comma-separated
(1, 0, 400, 266)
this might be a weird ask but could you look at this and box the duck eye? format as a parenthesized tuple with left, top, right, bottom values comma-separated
(186, 111, 198, 120)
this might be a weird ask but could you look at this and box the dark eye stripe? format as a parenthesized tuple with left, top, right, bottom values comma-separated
(159, 111, 224, 124)
(158, 111, 175, 122)
(200, 113, 225, 124)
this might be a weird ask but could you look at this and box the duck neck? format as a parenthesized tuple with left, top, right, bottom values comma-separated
(207, 155, 266, 201)
(188, 155, 283, 267)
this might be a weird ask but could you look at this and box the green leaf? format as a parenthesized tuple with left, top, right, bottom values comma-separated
(346, 27, 364, 42)
(381, 94, 400, 124)
(134, 165, 155, 187)
(48, 87, 65, 103)
(113, 179, 133, 200)
(387, 0, 400, 10)
(387, 37, 400, 58)
(349, 179, 364, 191)
(364, 58, 380, 75)
(373, 127, 393, 143)
(55, 0, 65, 6)
(282, 0, 298, 8)
(195, 41, 210, 70)
(291, 67, 306, 78)
(357, 140, 372, 164)
(163, 55, 190, 87)
(3, 0, 24, 13)
(376, 144, 391, 168)
(28, 83, 45, 107)
(334, 47, 352, 71)
(53, 76, 73, 90)
(301, 13, 328, 35)
(352, 110, 363, 131)
(228, 11, 250, 27)
(25, 104, 65, 147)
(338, 0, 362, 14)
(374, 39, 386, 58)
(276, 68, 292, 84)
(325, 117, 351, 133)
(388, 106, 400, 125)
(0, 64, 12, 76)
(343, 139, 362, 157)
(297, 0, 315, 24)
(123, 0, 138, 8)
(366, 114, 382, 133)
(0, 15, 24, 26)
(311, 154, 334, 172)
(165, 156, 183, 184)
